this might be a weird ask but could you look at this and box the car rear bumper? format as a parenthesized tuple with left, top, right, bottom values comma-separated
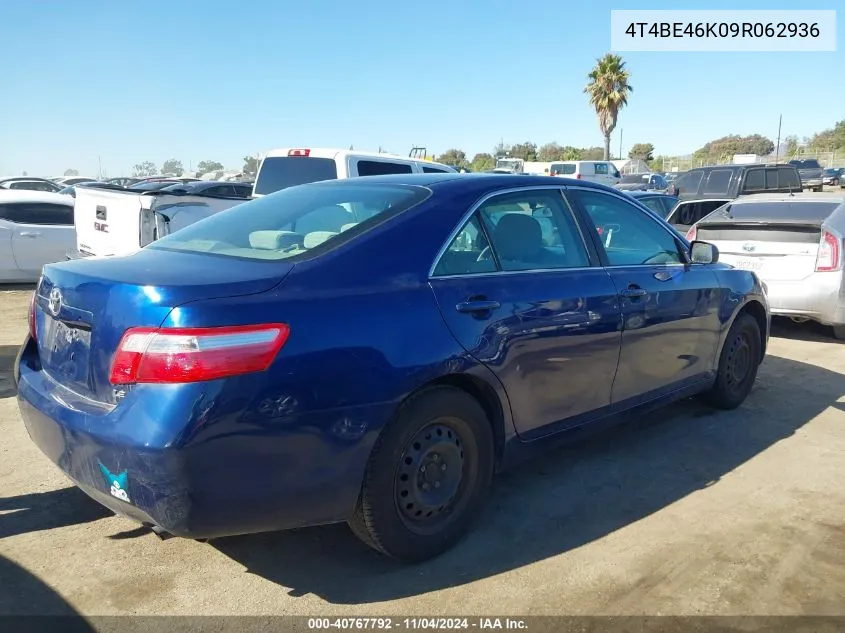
(65, 249, 93, 261)
(763, 272, 845, 326)
(800, 178, 823, 187)
(15, 336, 386, 539)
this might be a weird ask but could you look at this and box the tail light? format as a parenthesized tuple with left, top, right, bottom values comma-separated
(815, 230, 841, 272)
(685, 225, 697, 242)
(28, 292, 38, 342)
(109, 323, 290, 385)
(575, 173, 582, 179)
(287, 149, 311, 157)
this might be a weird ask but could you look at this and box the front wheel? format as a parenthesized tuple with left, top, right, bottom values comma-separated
(349, 386, 495, 562)
(699, 313, 762, 410)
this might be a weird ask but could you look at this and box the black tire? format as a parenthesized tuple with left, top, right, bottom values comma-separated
(349, 386, 495, 562)
(832, 325, 845, 341)
(699, 313, 762, 410)
(813, 186, 824, 193)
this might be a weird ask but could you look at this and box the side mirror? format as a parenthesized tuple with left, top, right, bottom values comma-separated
(690, 240, 719, 264)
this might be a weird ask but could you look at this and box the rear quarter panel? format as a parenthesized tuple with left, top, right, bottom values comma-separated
(709, 263, 770, 364)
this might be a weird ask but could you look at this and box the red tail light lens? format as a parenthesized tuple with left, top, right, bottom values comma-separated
(28, 292, 37, 342)
(109, 324, 290, 385)
(815, 230, 841, 272)
(685, 225, 697, 242)
(575, 173, 582, 179)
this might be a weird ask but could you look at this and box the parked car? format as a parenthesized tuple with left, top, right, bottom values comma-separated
(252, 147, 456, 197)
(615, 173, 669, 192)
(103, 177, 144, 187)
(624, 191, 679, 218)
(0, 177, 63, 193)
(0, 191, 75, 282)
(58, 177, 98, 186)
(160, 180, 253, 198)
(788, 159, 824, 192)
(547, 160, 621, 186)
(17, 174, 769, 562)
(686, 193, 844, 339)
(667, 164, 803, 235)
(822, 167, 843, 186)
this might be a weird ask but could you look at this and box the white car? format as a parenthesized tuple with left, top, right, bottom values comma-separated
(252, 148, 456, 197)
(0, 191, 76, 282)
(548, 160, 621, 186)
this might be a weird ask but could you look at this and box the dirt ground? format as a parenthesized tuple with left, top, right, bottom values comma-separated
(1, 281, 844, 617)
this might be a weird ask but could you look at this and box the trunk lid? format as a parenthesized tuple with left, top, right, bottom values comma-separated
(697, 222, 821, 281)
(34, 248, 291, 404)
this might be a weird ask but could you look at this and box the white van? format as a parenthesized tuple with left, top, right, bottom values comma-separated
(549, 161, 621, 186)
(253, 148, 457, 197)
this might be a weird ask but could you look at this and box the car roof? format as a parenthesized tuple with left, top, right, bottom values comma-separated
(684, 163, 795, 173)
(0, 176, 56, 183)
(732, 192, 845, 204)
(0, 190, 73, 204)
(296, 172, 622, 193)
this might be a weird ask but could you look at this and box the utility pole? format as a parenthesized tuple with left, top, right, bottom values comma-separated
(775, 114, 783, 162)
(98, 155, 102, 180)
(618, 129, 623, 161)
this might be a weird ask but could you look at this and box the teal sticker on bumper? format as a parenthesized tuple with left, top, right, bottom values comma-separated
(98, 462, 131, 503)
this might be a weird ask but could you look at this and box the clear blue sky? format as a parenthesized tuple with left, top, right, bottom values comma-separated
(0, 0, 841, 177)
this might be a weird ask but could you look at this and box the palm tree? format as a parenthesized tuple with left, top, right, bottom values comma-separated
(584, 54, 633, 160)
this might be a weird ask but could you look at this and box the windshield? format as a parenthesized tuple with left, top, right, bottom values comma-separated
(150, 182, 429, 261)
(254, 156, 339, 195)
(130, 181, 181, 191)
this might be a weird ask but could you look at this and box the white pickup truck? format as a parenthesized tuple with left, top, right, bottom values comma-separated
(69, 186, 247, 259)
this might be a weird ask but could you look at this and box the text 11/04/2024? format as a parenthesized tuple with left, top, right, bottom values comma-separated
(610, 9, 836, 52)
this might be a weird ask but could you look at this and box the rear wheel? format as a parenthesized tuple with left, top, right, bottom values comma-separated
(699, 313, 762, 410)
(349, 386, 494, 562)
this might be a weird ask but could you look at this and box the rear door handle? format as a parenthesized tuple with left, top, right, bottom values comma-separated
(620, 286, 648, 298)
(19, 231, 41, 238)
(456, 300, 501, 314)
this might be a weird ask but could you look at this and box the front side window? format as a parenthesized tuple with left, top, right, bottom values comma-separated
(151, 183, 428, 261)
(423, 166, 450, 174)
(0, 202, 74, 225)
(594, 163, 609, 175)
(475, 190, 590, 272)
(569, 190, 682, 266)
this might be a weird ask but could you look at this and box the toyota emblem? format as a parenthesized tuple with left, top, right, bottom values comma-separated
(742, 243, 756, 253)
(47, 287, 63, 317)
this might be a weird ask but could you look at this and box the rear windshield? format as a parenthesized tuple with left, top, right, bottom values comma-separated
(705, 201, 839, 225)
(621, 174, 647, 183)
(254, 157, 339, 196)
(150, 183, 428, 261)
(550, 163, 576, 175)
(789, 159, 821, 169)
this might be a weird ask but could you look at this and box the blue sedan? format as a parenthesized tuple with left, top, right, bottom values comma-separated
(15, 174, 769, 562)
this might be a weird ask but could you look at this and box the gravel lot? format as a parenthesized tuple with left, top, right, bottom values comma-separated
(1, 212, 845, 616)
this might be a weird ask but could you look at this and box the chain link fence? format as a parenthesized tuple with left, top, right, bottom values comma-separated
(652, 149, 843, 173)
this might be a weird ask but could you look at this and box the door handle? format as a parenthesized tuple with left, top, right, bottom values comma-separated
(456, 300, 501, 314)
(19, 231, 41, 238)
(620, 286, 648, 298)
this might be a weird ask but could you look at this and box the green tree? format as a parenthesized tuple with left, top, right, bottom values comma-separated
(242, 155, 259, 176)
(628, 143, 654, 161)
(508, 141, 538, 161)
(132, 161, 157, 177)
(784, 135, 800, 157)
(470, 153, 494, 172)
(196, 160, 224, 174)
(162, 158, 184, 176)
(693, 134, 775, 162)
(581, 147, 605, 160)
(436, 149, 469, 169)
(63, 168, 79, 177)
(585, 53, 633, 161)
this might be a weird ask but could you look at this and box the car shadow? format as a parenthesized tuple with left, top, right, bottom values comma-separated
(0, 554, 96, 622)
(0, 344, 21, 399)
(770, 316, 844, 345)
(212, 354, 845, 604)
(0, 487, 113, 540)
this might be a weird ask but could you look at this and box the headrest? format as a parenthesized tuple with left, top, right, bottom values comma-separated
(249, 230, 301, 250)
(303, 231, 338, 249)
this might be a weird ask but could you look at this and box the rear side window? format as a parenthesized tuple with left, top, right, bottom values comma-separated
(254, 157, 338, 195)
(675, 171, 703, 195)
(9, 181, 57, 192)
(422, 166, 450, 174)
(637, 196, 668, 217)
(550, 163, 576, 175)
(743, 169, 765, 192)
(670, 200, 729, 226)
(0, 202, 74, 225)
(356, 161, 413, 176)
(150, 183, 428, 261)
(778, 168, 801, 190)
(702, 170, 733, 195)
